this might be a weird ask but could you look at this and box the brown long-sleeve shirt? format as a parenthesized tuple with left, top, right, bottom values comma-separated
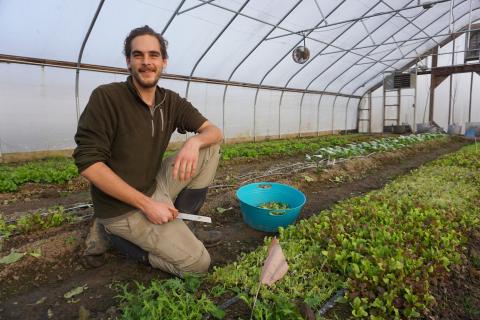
(73, 76, 206, 219)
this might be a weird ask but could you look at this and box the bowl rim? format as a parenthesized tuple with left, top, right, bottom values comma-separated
(236, 182, 306, 209)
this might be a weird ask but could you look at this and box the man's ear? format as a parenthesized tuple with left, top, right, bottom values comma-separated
(126, 57, 131, 70)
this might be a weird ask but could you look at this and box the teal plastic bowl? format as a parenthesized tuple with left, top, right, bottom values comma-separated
(236, 182, 306, 232)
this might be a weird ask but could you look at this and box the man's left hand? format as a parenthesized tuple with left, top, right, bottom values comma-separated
(172, 138, 200, 181)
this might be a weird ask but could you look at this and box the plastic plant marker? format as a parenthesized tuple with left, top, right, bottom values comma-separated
(260, 237, 289, 286)
(250, 237, 289, 320)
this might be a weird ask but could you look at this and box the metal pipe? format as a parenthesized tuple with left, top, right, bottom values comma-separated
(75, 0, 105, 122)
(449, 0, 455, 33)
(467, 0, 473, 45)
(361, 20, 376, 45)
(413, 62, 418, 132)
(185, 0, 249, 99)
(162, 0, 187, 34)
(266, 0, 452, 40)
(468, 72, 473, 122)
(344, 96, 352, 133)
(177, 0, 215, 15)
(313, 0, 328, 25)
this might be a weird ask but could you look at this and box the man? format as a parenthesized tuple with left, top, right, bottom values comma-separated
(73, 25, 223, 277)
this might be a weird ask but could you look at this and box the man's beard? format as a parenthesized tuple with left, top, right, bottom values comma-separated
(131, 66, 162, 89)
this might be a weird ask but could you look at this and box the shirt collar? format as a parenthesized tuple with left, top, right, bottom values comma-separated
(126, 76, 165, 107)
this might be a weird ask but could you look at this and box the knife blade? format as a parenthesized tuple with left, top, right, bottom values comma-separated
(177, 213, 212, 223)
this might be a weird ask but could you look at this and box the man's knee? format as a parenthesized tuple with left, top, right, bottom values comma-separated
(182, 249, 211, 274)
(209, 143, 220, 155)
(202, 143, 220, 163)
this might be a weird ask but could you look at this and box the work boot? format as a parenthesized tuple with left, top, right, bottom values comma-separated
(193, 228, 223, 248)
(80, 219, 111, 268)
(174, 188, 222, 247)
(185, 221, 222, 248)
(109, 234, 150, 265)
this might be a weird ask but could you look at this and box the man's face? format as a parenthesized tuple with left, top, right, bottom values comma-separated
(127, 35, 167, 89)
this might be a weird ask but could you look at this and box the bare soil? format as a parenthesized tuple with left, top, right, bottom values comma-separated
(0, 137, 478, 320)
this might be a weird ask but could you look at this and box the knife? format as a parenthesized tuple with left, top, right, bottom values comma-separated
(177, 213, 212, 223)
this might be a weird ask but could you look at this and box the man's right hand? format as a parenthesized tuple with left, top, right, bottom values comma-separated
(142, 199, 179, 224)
(80, 163, 179, 224)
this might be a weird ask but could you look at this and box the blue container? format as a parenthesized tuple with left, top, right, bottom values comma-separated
(236, 182, 306, 232)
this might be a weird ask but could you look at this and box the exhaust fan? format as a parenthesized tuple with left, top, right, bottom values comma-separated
(292, 34, 310, 64)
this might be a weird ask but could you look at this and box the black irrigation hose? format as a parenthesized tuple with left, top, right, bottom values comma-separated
(203, 288, 347, 319)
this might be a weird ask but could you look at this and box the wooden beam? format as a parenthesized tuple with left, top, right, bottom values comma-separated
(418, 63, 480, 76)
(433, 75, 449, 88)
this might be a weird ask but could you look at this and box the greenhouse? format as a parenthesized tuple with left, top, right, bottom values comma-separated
(0, 0, 479, 319)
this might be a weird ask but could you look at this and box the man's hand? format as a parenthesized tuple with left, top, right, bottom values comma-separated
(142, 199, 179, 224)
(172, 138, 201, 181)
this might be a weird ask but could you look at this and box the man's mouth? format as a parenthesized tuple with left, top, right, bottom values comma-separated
(139, 68, 156, 74)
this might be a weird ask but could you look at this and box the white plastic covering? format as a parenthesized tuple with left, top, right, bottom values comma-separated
(1, 0, 480, 154)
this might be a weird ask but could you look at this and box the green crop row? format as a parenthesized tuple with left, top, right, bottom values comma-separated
(220, 134, 378, 160)
(0, 134, 382, 193)
(117, 143, 479, 319)
(0, 157, 78, 192)
(307, 133, 446, 160)
(0, 206, 72, 240)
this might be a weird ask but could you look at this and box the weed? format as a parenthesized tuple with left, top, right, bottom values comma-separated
(65, 235, 77, 246)
(463, 296, 480, 318)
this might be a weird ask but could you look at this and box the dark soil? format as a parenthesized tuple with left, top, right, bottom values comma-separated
(0, 137, 478, 320)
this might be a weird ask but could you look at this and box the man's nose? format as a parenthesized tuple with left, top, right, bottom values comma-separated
(142, 55, 152, 64)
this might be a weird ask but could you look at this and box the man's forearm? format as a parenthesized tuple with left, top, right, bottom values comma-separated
(189, 123, 223, 148)
(81, 162, 152, 212)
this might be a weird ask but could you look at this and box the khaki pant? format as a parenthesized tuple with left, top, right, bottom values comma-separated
(101, 144, 220, 277)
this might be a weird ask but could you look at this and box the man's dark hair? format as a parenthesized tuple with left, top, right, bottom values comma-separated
(124, 25, 168, 59)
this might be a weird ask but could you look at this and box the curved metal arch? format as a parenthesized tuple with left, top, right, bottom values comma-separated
(350, 0, 471, 98)
(161, 0, 187, 35)
(184, 0, 250, 99)
(75, 0, 105, 122)
(318, 0, 462, 134)
(221, 0, 303, 140)
(250, 0, 347, 141)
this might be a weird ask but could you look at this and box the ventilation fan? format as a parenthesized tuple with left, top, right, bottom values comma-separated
(292, 34, 310, 64)
(292, 46, 310, 64)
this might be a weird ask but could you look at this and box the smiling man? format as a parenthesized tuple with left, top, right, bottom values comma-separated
(73, 25, 223, 276)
